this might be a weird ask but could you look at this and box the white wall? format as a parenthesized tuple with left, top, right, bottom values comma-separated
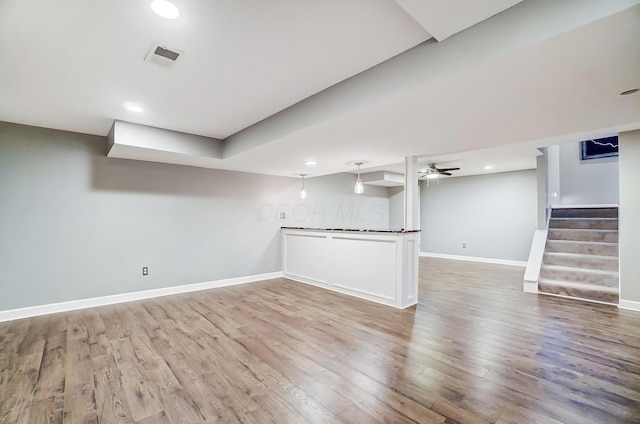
(0, 122, 389, 311)
(619, 130, 640, 306)
(420, 170, 537, 261)
(555, 141, 619, 205)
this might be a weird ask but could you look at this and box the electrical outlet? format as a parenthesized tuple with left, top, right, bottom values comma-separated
(279, 212, 286, 219)
(462, 243, 466, 248)
(142, 267, 148, 276)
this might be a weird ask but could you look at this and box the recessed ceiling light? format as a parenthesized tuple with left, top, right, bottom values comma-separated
(619, 88, 639, 96)
(304, 160, 317, 166)
(484, 165, 493, 170)
(150, 0, 179, 19)
(123, 102, 144, 113)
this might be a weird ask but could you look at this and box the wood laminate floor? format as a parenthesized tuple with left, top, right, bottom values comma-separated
(1, 258, 639, 423)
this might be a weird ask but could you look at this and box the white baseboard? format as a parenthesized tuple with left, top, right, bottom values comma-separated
(420, 252, 527, 267)
(283, 274, 414, 310)
(0, 271, 283, 323)
(618, 299, 640, 312)
(537, 291, 618, 307)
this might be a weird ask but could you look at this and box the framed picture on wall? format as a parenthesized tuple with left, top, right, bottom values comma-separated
(580, 136, 618, 160)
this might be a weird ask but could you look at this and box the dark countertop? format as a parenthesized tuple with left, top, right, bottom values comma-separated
(281, 227, 420, 234)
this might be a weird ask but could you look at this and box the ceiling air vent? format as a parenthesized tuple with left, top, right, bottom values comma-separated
(144, 43, 184, 67)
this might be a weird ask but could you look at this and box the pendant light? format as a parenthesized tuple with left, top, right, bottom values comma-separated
(299, 174, 307, 199)
(354, 162, 364, 194)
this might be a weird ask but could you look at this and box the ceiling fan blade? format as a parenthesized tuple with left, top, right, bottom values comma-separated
(437, 167, 460, 172)
(440, 172, 453, 176)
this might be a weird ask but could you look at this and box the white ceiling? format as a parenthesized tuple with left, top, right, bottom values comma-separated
(365, 142, 543, 181)
(392, 0, 523, 41)
(1, 0, 639, 179)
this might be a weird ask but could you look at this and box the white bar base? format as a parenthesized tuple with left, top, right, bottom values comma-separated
(282, 229, 419, 309)
(0, 271, 283, 323)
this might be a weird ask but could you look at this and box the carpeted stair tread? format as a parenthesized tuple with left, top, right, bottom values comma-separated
(543, 251, 618, 271)
(540, 263, 618, 276)
(538, 278, 619, 304)
(550, 208, 618, 219)
(547, 228, 618, 243)
(549, 218, 618, 230)
(539, 264, 618, 288)
(543, 251, 618, 261)
(538, 278, 619, 294)
(550, 217, 617, 220)
(549, 228, 618, 233)
(545, 240, 618, 256)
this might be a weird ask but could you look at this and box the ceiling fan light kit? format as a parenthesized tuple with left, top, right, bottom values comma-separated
(420, 163, 461, 186)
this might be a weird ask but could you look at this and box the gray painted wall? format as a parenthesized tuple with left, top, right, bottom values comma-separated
(546, 145, 561, 205)
(557, 142, 619, 205)
(536, 155, 547, 229)
(619, 130, 640, 304)
(388, 186, 405, 230)
(0, 122, 388, 311)
(277, 172, 390, 230)
(420, 170, 537, 261)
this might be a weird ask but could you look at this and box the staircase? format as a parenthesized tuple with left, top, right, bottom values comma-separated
(538, 207, 619, 304)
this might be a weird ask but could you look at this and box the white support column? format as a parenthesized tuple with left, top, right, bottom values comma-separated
(404, 156, 420, 231)
(403, 156, 420, 305)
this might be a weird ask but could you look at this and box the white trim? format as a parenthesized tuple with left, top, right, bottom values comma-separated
(537, 291, 617, 307)
(283, 271, 327, 286)
(523, 230, 548, 284)
(331, 283, 396, 301)
(523, 281, 538, 294)
(619, 299, 640, 312)
(284, 275, 414, 310)
(419, 252, 527, 267)
(0, 271, 283, 323)
(550, 203, 619, 209)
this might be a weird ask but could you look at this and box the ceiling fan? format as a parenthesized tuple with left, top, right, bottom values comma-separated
(418, 163, 460, 180)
